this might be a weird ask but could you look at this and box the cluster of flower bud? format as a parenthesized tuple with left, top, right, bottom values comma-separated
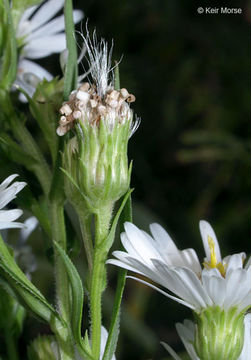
(57, 82, 135, 136)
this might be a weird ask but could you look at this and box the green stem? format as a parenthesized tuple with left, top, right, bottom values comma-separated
(4, 327, 19, 360)
(78, 209, 94, 274)
(90, 248, 107, 359)
(90, 206, 113, 359)
(50, 201, 74, 360)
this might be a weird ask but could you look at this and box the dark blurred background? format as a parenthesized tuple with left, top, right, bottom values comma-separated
(4, 0, 251, 359)
(69, 1, 251, 358)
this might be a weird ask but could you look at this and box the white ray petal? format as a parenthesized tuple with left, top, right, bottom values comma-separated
(20, 216, 38, 243)
(225, 253, 245, 275)
(18, 5, 39, 26)
(170, 267, 212, 309)
(106, 258, 147, 276)
(176, 321, 200, 360)
(225, 269, 249, 309)
(0, 187, 18, 209)
(123, 222, 161, 263)
(180, 248, 201, 273)
(0, 174, 19, 192)
(18, 59, 53, 81)
(23, 34, 66, 59)
(161, 342, 182, 360)
(150, 222, 178, 252)
(239, 314, 251, 360)
(0, 222, 25, 229)
(29, 0, 65, 32)
(199, 220, 221, 263)
(151, 260, 202, 307)
(27, 10, 83, 41)
(127, 276, 195, 309)
(100, 326, 116, 360)
(0, 209, 23, 222)
(238, 291, 251, 311)
(202, 268, 226, 306)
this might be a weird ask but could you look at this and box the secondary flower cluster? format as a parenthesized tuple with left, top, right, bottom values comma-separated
(108, 220, 251, 360)
(15, 0, 83, 99)
(0, 175, 26, 230)
(57, 82, 135, 136)
(108, 220, 251, 312)
(163, 314, 251, 360)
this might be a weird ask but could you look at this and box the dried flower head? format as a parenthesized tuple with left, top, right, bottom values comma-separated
(57, 29, 138, 136)
(60, 31, 139, 212)
(57, 82, 136, 136)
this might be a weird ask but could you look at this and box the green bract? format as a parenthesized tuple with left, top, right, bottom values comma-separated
(195, 306, 245, 360)
(63, 117, 132, 213)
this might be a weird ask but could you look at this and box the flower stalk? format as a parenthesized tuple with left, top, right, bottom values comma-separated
(90, 208, 113, 359)
(49, 201, 75, 360)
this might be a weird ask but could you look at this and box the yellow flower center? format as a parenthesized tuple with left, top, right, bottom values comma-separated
(203, 235, 226, 277)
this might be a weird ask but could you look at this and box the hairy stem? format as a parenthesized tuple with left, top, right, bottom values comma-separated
(90, 205, 113, 359)
(50, 201, 74, 360)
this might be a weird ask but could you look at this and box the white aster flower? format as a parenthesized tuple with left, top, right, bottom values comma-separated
(0, 174, 26, 230)
(162, 313, 251, 360)
(107, 220, 251, 312)
(15, 0, 83, 99)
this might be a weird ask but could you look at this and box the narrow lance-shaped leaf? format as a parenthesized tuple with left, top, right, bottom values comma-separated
(53, 242, 94, 359)
(53, 241, 84, 345)
(99, 189, 133, 253)
(0, 134, 37, 168)
(1, 0, 17, 89)
(0, 235, 60, 323)
(63, 0, 78, 99)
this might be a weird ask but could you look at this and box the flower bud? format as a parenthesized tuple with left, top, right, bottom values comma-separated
(59, 33, 139, 213)
(28, 335, 59, 360)
(195, 306, 245, 360)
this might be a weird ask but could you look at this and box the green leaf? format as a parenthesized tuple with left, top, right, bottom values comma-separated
(49, 140, 65, 205)
(53, 242, 84, 346)
(0, 133, 37, 167)
(53, 242, 95, 359)
(99, 189, 133, 252)
(60, 167, 90, 206)
(0, 0, 17, 89)
(0, 235, 60, 323)
(0, 279, 26, 337)
(102, 194, 132, 360)
(28, 78, 63, 165)
(30, 197, 52, 239)
(63, 0, 78, 99)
